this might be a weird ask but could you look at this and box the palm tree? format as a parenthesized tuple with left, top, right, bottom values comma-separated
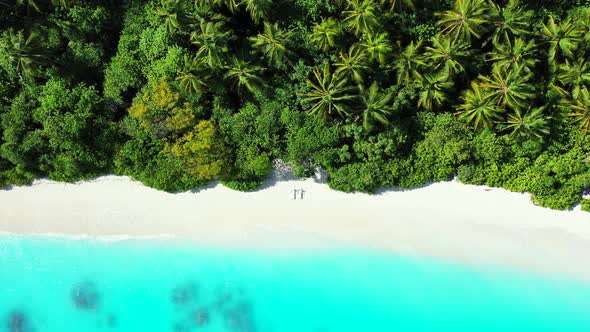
(358, 82, 393, 131)
(436, 0, 490, 42)
(488, 38, 538, 72)
(51, 0, 73, 8)
(416, 72, 453, 111)
(579, 8, 590, 47)
(456, 82, 502, 129)
(156, 0, 188, 34)
(334, 47, 370, 84)
(505, 106, 550, 140)
(191, 4, 227, 24)
(16, 0, 40, 15)
(355, 32, 392, 65)
(195, 0, 240, 13)
(301, 64, 356, 119)
(176, 55, 209, 95)
(556, 87, 590, 132)
(392, 40, 425, 85)
(540, 16, 583, 70)
(1, 28, 49, 78)
(310, 18, 342, 52)
(342, 0, 381, 36)
(478, 65, 535, 110)
(190, 21, 232, 68)
(424, 34, 470, 76)
(224, 57, 263, 95)
(556, 58, 590, 100)
(379, 0, 414, 12)
(249, 22, 293, 69)
(242, 0, 272, 24)
(488, 0, 533, 45)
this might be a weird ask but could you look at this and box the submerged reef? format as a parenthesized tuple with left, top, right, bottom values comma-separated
(71, 281, 100, 310)
(212, 282, 256, 332)
(213, 283, 247, 310)
(171, 282, 198, 306)
(172, 321, 190, 332)
(224, 302, 256, 332)
(170, 280, 256, 331)
(106, 314, 117, 328)
(192, 308, 209, 327)
(5, 310, 32, 332)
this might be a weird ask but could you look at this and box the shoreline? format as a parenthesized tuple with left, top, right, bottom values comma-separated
(1, 173, 590, 283)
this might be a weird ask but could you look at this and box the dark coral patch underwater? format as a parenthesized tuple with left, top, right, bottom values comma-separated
(171, 282, 199, 306)
(5, 310, 33, 332)
(71, 281, 100, 310)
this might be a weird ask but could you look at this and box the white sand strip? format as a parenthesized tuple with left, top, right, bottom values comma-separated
(1, 173, 590, 282)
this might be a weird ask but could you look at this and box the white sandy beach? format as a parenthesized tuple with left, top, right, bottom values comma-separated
(1, 172, 590, 282)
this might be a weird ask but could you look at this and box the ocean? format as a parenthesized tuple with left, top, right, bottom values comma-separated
(1, 236, 589, 332)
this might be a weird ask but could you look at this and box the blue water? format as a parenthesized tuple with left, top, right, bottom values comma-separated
(1, 236, 590, 332)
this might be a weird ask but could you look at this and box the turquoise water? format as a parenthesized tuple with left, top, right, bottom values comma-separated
(1, 236, 590, 332)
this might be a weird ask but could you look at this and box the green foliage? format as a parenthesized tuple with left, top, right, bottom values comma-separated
(66, 41, 104, 68)
(326, 126, 408, 192)
(1, 78, 116, 182)
(155, 0, 189, 34)
(190, 21, 232, 68)
(416, 72, 453, 111)
(488, 0, 533, 45)
(399, 112, 471, 187)
(327, 161, 386, 193)
(219, 100, 282, 182)
(436, 0, 491, 42)
(114, 127, 208, 192)
(224, 57, 264, 95)
(250, 22, 294, 69)
(424, 34, 470, 76)
(103, 4, 148, 104)
(456, 82, 501, 129)
(242, 0, 273, 24)
(301, 64, 355, 119)
(310, 18, 342, 52)
(504, 148, 590, 210)
(393, 40, 425, 84)
(489, 38, 538, 72)
(0, 165, 35, 189)
(2, 0, 590, 212)
(540, 15, 584, 71)
(281, 108, 341, 175)
(290, 0, 337, 22)
(505, 106, 551, 141)
(0, 28, 50, 79)
(221, 178, 265, 191)
(166, 120, 234, 180)
(36, 78, 114, 181)
(334, 47, 369, 83)
(358, 82, 393, 131)
(479, 65, 536, 110)
(67, 4, 110, 36)
(343, 0, 382, 36)
(355, 32, 392, 65)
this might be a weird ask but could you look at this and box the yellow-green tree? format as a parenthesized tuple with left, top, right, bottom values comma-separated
(166, 120, 233, 180)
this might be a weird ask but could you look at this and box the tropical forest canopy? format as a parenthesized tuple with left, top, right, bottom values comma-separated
(1, 0, 590, 210)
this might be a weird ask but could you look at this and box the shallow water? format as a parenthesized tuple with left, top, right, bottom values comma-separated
(1, 236, 589, 332)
